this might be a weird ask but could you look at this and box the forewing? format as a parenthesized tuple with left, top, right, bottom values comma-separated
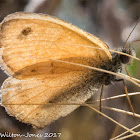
(0, 12, 111, 76)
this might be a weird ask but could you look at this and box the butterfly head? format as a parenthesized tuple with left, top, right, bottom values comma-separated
(119, 45, 136, 65)
(100, 45, 136, 86)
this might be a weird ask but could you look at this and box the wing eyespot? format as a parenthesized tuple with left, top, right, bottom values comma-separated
(21, 27, 32, 35)
(31, 69, 36, 73)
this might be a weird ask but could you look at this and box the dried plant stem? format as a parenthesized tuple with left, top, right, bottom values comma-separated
(84, 103, 140, 137)
(111, 124, 140, 140)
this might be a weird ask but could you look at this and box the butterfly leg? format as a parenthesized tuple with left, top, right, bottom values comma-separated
(124, 65, 132, 77)
(115, 79, 135, 116)
(100, 77, 105, 114)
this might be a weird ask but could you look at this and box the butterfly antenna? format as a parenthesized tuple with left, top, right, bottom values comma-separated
(123, 18, 140, 49)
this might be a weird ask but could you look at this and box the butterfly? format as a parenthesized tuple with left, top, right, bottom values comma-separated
(0, 12, 139, 128)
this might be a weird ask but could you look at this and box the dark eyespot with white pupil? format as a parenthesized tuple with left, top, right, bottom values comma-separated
(119, 46, 135, 65)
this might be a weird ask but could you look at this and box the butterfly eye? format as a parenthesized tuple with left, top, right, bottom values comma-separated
(120, 45, 136, 65)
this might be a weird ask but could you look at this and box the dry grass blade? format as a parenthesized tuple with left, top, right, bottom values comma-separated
(117, 131, 140, 140)
(0, 100, 139, 137)
(84, 103, 140, 137)
(1, 50, 140, 84)
(52, 59, 140, 86)
(86, 92, 140, 103)
(102, 106, 140, 118)
(126, 40, 140, 46)
(0, 87, 139, 139)
(0, 101, 140, 118)
(111, 124, 140, 140)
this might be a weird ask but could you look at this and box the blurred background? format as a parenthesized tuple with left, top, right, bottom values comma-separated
(0, 0, 140, 140)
